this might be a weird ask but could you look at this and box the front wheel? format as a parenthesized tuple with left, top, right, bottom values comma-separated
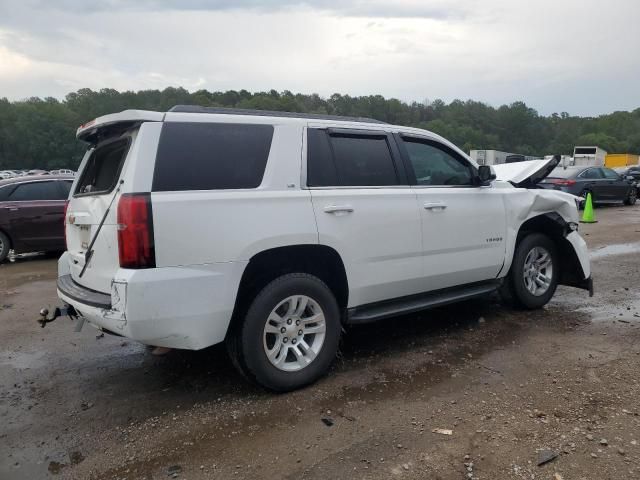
(502, 233, 559, 310)
(227, 273, 341, 392)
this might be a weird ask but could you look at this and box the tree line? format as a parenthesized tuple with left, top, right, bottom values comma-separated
(1, 87, 639, 170)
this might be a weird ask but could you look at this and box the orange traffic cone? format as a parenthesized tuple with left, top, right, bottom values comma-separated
(580, 192, 597, 223)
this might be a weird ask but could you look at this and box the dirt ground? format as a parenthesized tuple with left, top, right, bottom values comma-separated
(2, 206, 640, 480)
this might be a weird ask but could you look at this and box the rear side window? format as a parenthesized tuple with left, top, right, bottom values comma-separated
(8, 181, 66, 201)
(601, 168, 619, 180)
(75, 138, 130, 196)
(153, 122, 274, 191)
(306, 129, 399, 187)
(579, 168, 602, 179)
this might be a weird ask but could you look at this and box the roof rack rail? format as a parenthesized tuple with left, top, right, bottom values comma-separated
(168, 105, 387, 124)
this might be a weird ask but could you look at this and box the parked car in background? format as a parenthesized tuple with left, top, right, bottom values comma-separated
(614, 165, 640, 196)
(539, 166, 637, 206)
(0, 175, 73, 262)
(0, 171, 14, 179)
(26, 169, 50, 176)
(50, 169, 76, 176)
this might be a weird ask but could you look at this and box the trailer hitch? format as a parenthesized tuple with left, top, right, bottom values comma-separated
(38, 305, 79, 328)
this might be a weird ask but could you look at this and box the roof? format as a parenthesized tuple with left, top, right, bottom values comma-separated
(0, 174, 74, 188)
(168, 105, 387, 124)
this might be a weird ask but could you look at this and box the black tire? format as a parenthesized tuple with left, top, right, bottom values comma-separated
(578, 189, 592, 209)
(227, 273, 341, 392)
(0, 231, 10, 263)
(624, 187, 637, 205)
(502, 233, 559, 310)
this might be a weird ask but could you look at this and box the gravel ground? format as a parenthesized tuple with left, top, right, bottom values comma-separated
(1, 205, 640, 479)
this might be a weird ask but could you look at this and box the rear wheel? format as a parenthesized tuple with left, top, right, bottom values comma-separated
(502, 233, 558, 310)
(578, 189, 592, 209)
(624, 187, 637, 205)
(0, 231, 10, 263)
(227, 273, 341, 392)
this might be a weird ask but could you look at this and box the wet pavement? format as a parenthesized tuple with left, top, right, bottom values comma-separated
(1, 205, 640, 479)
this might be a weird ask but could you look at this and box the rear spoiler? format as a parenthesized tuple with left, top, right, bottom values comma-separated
(76, 110, 165, 143)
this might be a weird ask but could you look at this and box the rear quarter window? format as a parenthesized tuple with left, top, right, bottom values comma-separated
(152, 122, 274, 191)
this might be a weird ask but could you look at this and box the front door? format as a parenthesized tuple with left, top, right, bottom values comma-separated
(396, 135, 506, 291)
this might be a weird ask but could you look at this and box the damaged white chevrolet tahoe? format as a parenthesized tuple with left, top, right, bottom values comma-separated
(50, 106, 592, 391)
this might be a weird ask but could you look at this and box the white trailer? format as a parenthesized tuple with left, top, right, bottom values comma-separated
(573, 146, 607, 166)
(470, 149, 539, 165)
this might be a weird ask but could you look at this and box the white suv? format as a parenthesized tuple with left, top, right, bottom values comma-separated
(53, 106, 592, 391)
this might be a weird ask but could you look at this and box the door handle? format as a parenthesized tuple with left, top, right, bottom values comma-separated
(423, 202, 447, 210)
(5, 207, 18, 212)
(323, 205, 354, 214)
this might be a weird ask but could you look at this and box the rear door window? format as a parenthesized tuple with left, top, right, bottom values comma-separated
(579, 168, 603, 179)
(153, 122, 274, 191)
(75, 138, 130, 196)
(601, 168, 619, 180)
(306, 129, 400, 187)
(8, 181, 66, 201)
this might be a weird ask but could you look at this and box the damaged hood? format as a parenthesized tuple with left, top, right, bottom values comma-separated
(492, 156, 560, 188)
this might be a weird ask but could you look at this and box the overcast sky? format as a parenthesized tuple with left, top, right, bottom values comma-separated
(0, 0, 638, 116)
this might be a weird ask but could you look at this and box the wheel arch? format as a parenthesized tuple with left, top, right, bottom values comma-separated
(508, 212, 586, 288)
(227, 244, 349, 337)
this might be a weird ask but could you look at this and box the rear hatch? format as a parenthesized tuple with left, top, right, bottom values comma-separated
(66, 110, 163, 293)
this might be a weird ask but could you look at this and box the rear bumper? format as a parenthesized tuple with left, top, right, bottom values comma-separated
(56, 252, 246, 350)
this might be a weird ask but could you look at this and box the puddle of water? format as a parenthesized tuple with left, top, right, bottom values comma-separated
(590, 242, 640, 260)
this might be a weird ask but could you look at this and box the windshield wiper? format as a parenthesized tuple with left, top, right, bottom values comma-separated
(78, 179, 124, 278)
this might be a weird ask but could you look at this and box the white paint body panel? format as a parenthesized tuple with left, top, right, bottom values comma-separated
(414, 187, 506, 289)
(59, 109, 592, 351)
(310, 188, 422, 307)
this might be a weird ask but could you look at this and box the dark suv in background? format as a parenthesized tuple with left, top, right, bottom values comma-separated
(539, 166, 637, 206)
(0, 175, 73, 262)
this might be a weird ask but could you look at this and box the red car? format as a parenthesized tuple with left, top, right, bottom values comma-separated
(0, 175, 73, 262)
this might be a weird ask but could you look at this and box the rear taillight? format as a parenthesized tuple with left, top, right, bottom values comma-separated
(63, 200, 69, 248)
(550, 179, 576, 186)
(117, 193, 155, 269)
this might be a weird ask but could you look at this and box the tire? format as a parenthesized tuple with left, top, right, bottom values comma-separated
(502, 233, 559, 310)
(624, 187, 637, 205)
(578, 189, 592, 209)
(0, 231, 10, 263)
(227, 273, 341, 392)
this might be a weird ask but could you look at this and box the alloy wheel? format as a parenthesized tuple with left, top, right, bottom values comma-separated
(262, 295, 326, 372)
(522, 246, 553, 296)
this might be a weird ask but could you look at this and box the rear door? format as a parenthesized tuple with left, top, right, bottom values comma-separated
(6, 180, 68, 250)
(306, 127, 423, 307)
(396, 134, 506, 290)
(578, 167, 607, 200)
(66, 135, 133, 293)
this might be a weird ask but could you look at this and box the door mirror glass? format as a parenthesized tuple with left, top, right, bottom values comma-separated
(477, 165, 496, 184)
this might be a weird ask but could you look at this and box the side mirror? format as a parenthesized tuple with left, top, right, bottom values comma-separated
(477, 165, 496, 185)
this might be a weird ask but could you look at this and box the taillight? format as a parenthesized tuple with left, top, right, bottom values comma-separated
(117, 193, 155, 269)
(63, 200, 69, 248)
(550, 179, 576, 186)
